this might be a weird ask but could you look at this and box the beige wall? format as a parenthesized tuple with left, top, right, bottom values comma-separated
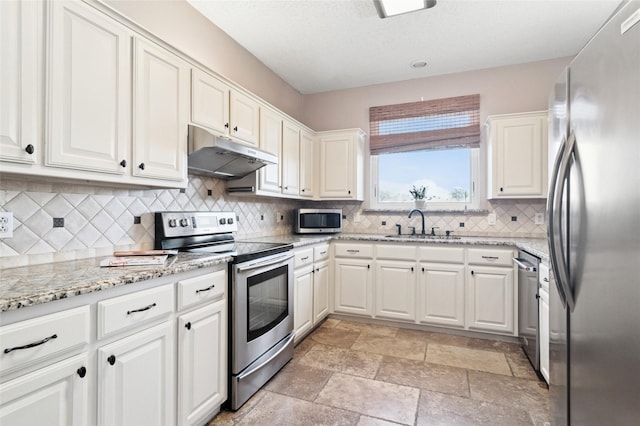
(104, 0, 305, 122)
(302, 57, 571, 131)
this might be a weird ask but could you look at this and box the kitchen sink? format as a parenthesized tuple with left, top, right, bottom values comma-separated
(384, 234, 461, 240)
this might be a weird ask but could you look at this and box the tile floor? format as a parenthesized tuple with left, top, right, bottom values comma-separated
(209, 319, 550, 425)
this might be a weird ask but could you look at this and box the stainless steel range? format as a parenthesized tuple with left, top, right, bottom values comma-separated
(154, 211, 295, 410)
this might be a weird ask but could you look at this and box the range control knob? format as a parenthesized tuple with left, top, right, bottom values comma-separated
(219, 218, 227, 225)
(168, 219, 177, 228)
(228, 218, 234, 224)
(180, 218, 189, 227)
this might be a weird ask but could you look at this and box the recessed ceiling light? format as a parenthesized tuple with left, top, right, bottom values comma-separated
(374, 0, 437, 19)
(410, 60, 428, 69)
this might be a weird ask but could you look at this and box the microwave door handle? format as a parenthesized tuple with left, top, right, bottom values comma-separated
(236, 253, 294, 273)
(547, 135, 568, 307)
(552, 131, 577, 311)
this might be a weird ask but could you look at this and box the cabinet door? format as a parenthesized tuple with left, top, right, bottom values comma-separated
(281, 119, 300, 196)
(229, 90, 259, 146)
(132, 37, 188, 182)
(0, 0, 42, 165)
(178, 300, 227, 426)
(418, 263, 465, 327)
(334, 258, 372, 316)
(318, 133, 352, 198)
(0, 354, 89, 426)
(375, 260, 416, 321)
(491, 113, 547, 197)
(294, 267, 314, 342)
(46, 0, 130, 174)
(299, 129, 315, 198)
(313, 261, 330, 323)
(539, 288, 550, 383)
(98, 321, 175, 426)
(466, 266, 515, 334)
(258, 108, 282, 194)
(191, 68, 230, 137)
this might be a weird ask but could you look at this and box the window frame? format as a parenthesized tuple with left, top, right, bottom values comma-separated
(368, 147, 480, 211)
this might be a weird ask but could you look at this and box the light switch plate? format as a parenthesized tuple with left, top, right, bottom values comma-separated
(534, 212, 545, 225)
(487, 213, 496, 225)
(0, 212, 14, 238)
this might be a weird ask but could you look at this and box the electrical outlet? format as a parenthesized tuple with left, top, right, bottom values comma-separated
(0, 212, 14, 238)
(487, 213, 496, 225)
(534, 212, 545, 225)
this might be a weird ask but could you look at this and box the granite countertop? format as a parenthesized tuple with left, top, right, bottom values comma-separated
(0, 234, 548, 313)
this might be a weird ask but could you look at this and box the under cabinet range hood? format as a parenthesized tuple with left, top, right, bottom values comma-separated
(187, 124, 277, 179)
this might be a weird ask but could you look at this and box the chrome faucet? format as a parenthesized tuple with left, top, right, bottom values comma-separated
(408, 209, 425, 235)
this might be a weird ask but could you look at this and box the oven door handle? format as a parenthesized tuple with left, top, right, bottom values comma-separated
(237, 333, 295, 380)
(236, 253, 294, 272)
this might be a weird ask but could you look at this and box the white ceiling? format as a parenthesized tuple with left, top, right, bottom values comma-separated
(187, 0, 621, 95)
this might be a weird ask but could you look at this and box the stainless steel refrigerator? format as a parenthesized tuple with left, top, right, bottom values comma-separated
(547, 1, 640, 424)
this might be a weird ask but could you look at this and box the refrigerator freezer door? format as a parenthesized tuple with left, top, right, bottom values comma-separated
(567, 2, 640, 424)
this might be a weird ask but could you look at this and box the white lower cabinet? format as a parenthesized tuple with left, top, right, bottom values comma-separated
(313, 260, 330, 323)
(293, 244, 330, 342)
(177, 299, 227, 426)
(466, 265, 515, 334)
(0, 353, 89, 426)
(418, 263, 466, 328)
(374, 260, 416, 321)
(98, 321, 175, 426)
(334, 258, 373, 317)
(294, 265, 314, 341)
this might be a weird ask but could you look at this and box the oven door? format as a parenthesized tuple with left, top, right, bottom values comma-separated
(231, 251, 294, 374)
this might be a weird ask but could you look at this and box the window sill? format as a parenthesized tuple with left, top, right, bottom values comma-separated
(362, 208, 489, 215)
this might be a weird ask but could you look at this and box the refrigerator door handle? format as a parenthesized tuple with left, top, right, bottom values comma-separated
(547, 134, 568, 307)
(552, 130, 577, 311)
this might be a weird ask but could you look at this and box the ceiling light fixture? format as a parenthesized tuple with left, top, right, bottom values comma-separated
(374, 0, 436, 19)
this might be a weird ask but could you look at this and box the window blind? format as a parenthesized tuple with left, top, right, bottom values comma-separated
(369, 94, 480, 155)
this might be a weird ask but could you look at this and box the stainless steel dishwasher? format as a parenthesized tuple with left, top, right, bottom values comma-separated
(514, 251, 541, 372)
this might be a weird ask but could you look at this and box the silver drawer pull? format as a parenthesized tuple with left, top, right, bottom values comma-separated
(127, 302, 157, 315)
(481, 256, 499, 260)
(4, 334, 58, 354)
(196, 285, 216, 294)
(346, 249, 360, 253)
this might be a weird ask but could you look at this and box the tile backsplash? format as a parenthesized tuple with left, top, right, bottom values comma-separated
(0, 176, 546, 269)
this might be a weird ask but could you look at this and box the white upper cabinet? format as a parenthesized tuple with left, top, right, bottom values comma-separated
(318, 129, 365, 200)
(132, 37, 189, 182)
(46, 0, 131, 175)
(191, 68, 230, 137)
(257, 107, 283, 194)
(229, 90, 260, 146)
(487, 111, 548, 198)
(281, 118, 301, 196)
(299, 129, 315, 198)
(0, 0, 42, 165)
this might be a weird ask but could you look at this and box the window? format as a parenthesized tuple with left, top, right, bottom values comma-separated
(369, 94, 480, 210)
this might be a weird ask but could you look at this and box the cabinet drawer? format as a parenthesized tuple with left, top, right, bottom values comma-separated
(97, 284, 174, 339)
(314, 244, 330, 262)
(334, 243, 373, 258)
(0, 306, 90, 375)
(467, 248, 515, 266)
(294, 248, 314, 269)
(177, 269, 226, 310)
(418, 246, 465, 263)
(376, 244, 416, 260)
(539, 263, 550, 291)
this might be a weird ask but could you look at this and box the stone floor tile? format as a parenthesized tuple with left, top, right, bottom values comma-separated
(357, 415, 407, 426)
(233, 391, 359, 426)
(468, 370, 550, 423)
(426, 343, 511, 376)
(263, 361, 332, 401)
(416, 389, 533, 425)
(506, 351, 541, 380)
(335, 321, 399, 337)
(319, 318, 341, 329)
(292, 337, 316, 361)
(316, 373, 420, 425)
(466, 337, 523, 353)
(351, 334, 426, 361)
(309, 325, 360, 348)
(209, 389, 269, 425)
(376, 356, 470, 398)
(299, 343, 383, 378)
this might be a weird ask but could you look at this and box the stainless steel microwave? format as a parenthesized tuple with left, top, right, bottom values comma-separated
(294, 208, 342, 234)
